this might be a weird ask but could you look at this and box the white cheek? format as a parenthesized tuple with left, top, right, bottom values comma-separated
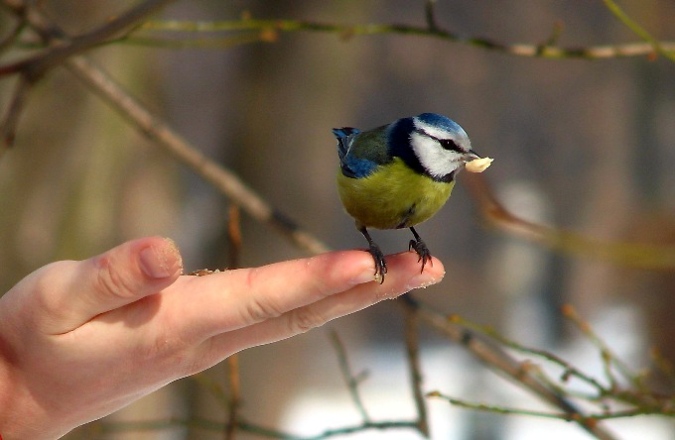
(410, 132, 463, 178)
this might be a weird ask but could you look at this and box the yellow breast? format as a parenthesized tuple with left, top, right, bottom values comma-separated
(337, 157, 454, 230)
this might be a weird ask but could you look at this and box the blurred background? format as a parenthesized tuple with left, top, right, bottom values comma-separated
(1, 1, 674, 439)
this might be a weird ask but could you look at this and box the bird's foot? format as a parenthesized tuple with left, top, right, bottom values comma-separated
(366, 244, 387, 284)
(408, 239, 432, 273)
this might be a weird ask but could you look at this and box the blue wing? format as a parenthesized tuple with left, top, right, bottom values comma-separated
(333, 126, 389, 179)
(332, 128, 360, 162)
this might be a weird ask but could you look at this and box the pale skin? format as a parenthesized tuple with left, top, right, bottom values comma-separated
(0, 236, 444, 439)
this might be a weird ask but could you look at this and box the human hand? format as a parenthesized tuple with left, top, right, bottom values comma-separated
(0, 236, 444, 439)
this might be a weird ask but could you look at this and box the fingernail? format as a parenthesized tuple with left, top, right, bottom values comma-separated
(139, 239, 183, 279)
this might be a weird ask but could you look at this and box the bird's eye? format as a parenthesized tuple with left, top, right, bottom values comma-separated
(439, 139, 462, 152)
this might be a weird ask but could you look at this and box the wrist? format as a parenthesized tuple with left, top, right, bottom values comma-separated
(0, 378, 67, 440)
(0, 343, 70, 440)
(0, 396, 70, 440)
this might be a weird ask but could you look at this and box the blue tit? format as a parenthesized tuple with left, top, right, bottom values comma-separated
(334, 112, 482, 283)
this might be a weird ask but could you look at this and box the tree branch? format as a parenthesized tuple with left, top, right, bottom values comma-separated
(65, 55, 329, 255)
(329, 331, 371, 422)
(602, 0, 675, 61)
(2, 3, 672, 439)
(134, 16, 675, 61)
(464, 173, 675, 270)
(403, 303, 430, 437)
(402, 296, 620, 440)
(0, 0, 175, 79)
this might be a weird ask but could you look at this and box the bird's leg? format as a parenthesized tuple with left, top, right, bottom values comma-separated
(408, 227, 432, 272)
(358, 225, 387, 284)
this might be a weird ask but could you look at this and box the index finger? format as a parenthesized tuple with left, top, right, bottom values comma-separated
(171, 250, 379, 338)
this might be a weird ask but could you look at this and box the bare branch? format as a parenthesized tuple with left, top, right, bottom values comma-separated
(225, 205, 242, 440)
(403, 296, 621, 440)
(564, 305, 637, 388)
(428, 391, 591, 421)
(98, 417, 420, 439)
(135, 17, 675, 61)
(447, 314, 609, 398)
(0, 12, 26, 55)
(225, 355, 240, 440)
(602, 0, 675, 61)
(402, 302, 430, 437)
(464, 173, 675, 270)
(227, 205, 243, 270)
(65, 55, 329, 256)
(427, 392, 673, 423)
(0, 0, 176, 80)
(424, 0, 439, 32)
(329, 331, 371, 422)
(0, 74, 31, 149)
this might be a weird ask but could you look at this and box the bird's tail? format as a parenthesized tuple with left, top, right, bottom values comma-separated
(332, 127, 360, 139)
(332, 127, 360, 162)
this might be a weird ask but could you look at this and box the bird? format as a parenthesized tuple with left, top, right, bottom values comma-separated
(334, 112, 487, 283)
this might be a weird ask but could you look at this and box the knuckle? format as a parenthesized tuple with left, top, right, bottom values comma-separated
(93, 257, 137, 300)
(289, 306, 327, 334)
(241, 269, 285, 323)
(244, 296, 285, 323)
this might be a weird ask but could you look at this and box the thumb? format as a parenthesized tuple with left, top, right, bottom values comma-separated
(23, 236, 183, 334)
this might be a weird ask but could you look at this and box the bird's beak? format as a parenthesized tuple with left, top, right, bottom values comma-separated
(462, 150, 482, 163)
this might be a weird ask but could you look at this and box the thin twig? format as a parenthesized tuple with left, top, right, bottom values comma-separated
(0, 0, 176, 79)
(0, 74, 31, 149)
(119, 32, 266, 49)
(329, 330, 371, 422)
(448, 314, 609, 397)
(464, 173, 675, 270)
(650, 348, 675, 390)
(98, 417, 420, 439)
(562, 305, 640, 392)
(445, 313, 675, 416)
(427, 391, 674, 422)
(1, 0, 64, 39)
(225, 355, 240, 440)
(424, 0, 439, 32)
(227, 204, 242, 270)
(225, 205, 242, 440)
(602, 0, 675, 61)
(135, 17, 675, 61)
(0, 0, 176, 148)
(402, 302, 429, 437)
(403, 296, 620, 440)
(428, 391, 591, 421)
(0, 13, 26, 54)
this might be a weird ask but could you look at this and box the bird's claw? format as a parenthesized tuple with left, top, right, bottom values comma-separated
(367, 244, 387, 284)
(408, 239, 432, 273)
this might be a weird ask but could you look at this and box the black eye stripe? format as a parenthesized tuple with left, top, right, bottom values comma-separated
(414, 129, 463, 152)
(439, 139, 462, 152)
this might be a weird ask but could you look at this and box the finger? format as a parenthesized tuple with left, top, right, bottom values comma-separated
(26, 236, 183, 334)
(173, 250, 380, 341)
(193, 252, 444, 367)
